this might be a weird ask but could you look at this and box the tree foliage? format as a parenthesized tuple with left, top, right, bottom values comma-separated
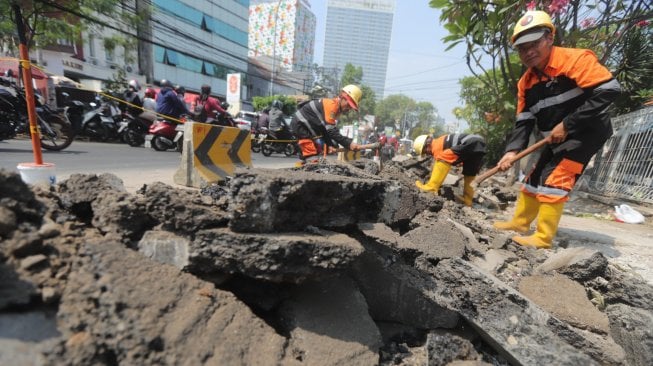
(252, 94, 297, 115)
(430, 0, 652, 163)
(338, 63, 376, 124)
(458, 75, 515, 165)
(0, 0, 144, 52)
(374, 95, 443, 138)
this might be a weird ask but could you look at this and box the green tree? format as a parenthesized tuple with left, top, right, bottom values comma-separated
(375, 94, 415, 131)
(609, 23, 653, 113)
(430, 0, 652, 160)
(0, 0, 145, 51)
(252, 95, 297, 115)
(338, 63, 376, 124)
(458, 74, 515, 165)
(374, 95, 443, 138)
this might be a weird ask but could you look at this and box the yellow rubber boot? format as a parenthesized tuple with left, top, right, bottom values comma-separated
(513, 202, 564, 249)
(493, 192, 540, 234)
(415, 161, 451, 193)
(455, 176, 475, 207)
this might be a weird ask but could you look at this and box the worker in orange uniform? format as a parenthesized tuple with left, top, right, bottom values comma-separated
(413, 133, 486, 207)
(494, 10, 621, 249)
(290, 85, 362, 165)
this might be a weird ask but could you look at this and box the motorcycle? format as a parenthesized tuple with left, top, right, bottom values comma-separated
(60, 92, 88, 135)
(0, 74, 74, 151)
(79, 95, 122, 142)
(145, 116, 186, 152)
(250, 127, 266, 153)
(260, 127, 297, 157)
(118, 110, 156, 147)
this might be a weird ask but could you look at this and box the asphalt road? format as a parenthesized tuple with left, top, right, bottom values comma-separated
(1, 137, 298, 190)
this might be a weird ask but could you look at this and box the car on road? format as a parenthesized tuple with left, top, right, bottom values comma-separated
(233, 111, 258, 132)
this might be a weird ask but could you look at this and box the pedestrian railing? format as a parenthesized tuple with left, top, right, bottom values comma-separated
(579, 106, 653, 204)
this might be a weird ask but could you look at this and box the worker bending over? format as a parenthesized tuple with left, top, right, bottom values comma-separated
(290, 85, 362, 165)
(413, 133, 486, 207)
(494, 10, 621, 249)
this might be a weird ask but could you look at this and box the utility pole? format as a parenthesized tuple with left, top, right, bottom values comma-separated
(13, 4, 43, 165)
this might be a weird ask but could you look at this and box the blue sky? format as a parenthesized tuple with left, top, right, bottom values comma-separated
(308, 0, 471, 125)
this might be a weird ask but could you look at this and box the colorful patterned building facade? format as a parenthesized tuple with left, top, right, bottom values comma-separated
(249, 0, 316, 72)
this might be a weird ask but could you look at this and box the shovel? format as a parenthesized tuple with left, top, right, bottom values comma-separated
(472, 137, 551, 188)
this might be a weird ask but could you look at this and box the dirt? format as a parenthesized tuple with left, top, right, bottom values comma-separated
(1, 157, 652, 366)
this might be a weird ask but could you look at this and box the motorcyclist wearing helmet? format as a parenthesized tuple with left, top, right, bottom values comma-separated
(123, 79, 143, 117)
(155, 79, 189, 120)
(191, 84, 226, 123)
(268, 99, 291, 140)
(143, 87, 157, 111)
(413, 133, 486, 207)
(493, 10, 621, 249)
(290, 84, 362, 165)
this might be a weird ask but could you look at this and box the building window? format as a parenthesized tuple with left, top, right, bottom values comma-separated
(88, 34, 96, 58)
(164, 49, 178, 66)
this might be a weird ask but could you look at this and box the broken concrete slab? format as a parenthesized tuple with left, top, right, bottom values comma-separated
(54, 238, 293, 365)
(606, 304, 653, 366)
(138, 182, 229, 234)
(91, 191, 152, 242)
(472, 249, 517, 273)
(351, 249, 460, 329)
(0, 171, 44, 229)
(138, 230, 190, 269)
(279, 276, 382, 365)
(535, 247, 608, 281)
(402, 221, 466, 261)
(228, 167, 427, 233)
(188, 228, 364, 283)
(409, 258, 600, 365)
(426, 331, 481, 365)
(518, 273, 610, 334)
(57, 173, 126, 220)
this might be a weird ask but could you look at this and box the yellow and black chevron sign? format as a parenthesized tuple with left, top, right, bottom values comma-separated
(192, 123, 251, 181)
(338, 150, 362, 162)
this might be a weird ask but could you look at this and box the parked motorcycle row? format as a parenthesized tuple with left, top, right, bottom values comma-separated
(1, 73, 299, 158)
(0, 73, 75, 151)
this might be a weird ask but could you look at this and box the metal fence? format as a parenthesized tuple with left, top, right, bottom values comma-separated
(579, 106, 653, 204)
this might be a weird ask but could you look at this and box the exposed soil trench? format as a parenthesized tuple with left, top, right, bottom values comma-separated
(1, 158, 652, 366)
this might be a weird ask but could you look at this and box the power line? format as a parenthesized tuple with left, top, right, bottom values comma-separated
(385, 63, 462, 81)
(34, 0, 312, 89)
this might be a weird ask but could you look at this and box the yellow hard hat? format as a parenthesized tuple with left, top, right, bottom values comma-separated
(413, 135, 429, 156)
(511, 10, 555, 46)
(341, 84, 362, 110)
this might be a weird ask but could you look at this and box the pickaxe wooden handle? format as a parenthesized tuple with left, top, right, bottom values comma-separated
(473, 137, 551, 187)
(333, 142, 380, 153)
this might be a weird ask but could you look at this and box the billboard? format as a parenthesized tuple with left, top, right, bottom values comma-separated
(226, 73, 241, 104)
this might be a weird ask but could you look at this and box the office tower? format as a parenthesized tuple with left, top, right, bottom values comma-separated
(323, 0, 395, 99)
(149, 0, 249, 99)
(249, 0, 317, 72)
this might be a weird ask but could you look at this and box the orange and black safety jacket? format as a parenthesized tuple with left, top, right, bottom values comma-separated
(505, 46, 621, 153)
(431, 133, 486, 176)
(290, 98, 353, 148)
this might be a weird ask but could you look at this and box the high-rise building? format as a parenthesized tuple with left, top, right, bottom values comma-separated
(249, 0, 317, 73)
(323, 0, 395, 99)
(151, 0, 250, 100)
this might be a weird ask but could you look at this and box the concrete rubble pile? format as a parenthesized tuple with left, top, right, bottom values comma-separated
(1, 158, 652, 366)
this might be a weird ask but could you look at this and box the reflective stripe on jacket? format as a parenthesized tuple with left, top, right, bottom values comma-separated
(291, 98, 352, 148)
(505, 46, 621, 153)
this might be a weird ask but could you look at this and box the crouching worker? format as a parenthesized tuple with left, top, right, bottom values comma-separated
(413, 134, 486, 207)
(290, 85, 362, 166)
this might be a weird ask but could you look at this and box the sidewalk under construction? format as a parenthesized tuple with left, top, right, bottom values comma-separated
(1, 157, 651, 365)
